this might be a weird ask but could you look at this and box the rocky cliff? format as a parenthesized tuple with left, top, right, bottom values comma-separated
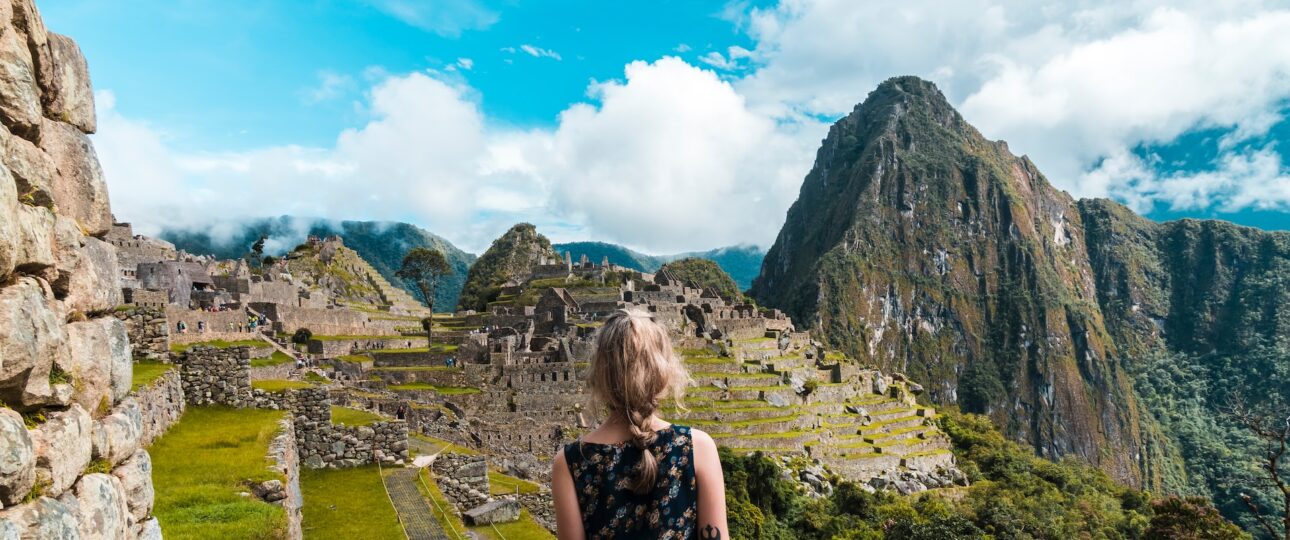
(751, 77, 1146, 484)
(0, 0, 162, 537)
(457, 223, 560, 311)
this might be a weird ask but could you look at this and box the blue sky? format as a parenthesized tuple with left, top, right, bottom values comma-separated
(41, 0, 1290, 253)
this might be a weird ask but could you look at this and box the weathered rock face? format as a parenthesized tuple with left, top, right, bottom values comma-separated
(457, 223, 561, 311)
(0, 2, 161, 536)
(751, 77, 1144, 484)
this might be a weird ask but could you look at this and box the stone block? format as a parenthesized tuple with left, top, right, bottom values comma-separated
(66, 318, 128, 413)
(91, 398, 141, 466)
(67, 473, 129, 540)
(30, 404, 92, 495)
(0, 277, 71, 408)
(36, 34, 94, 134)
(110, 450, 152, 521)
(0, 23, 42, 138)
(0, 409, 34, 506)
(37, 119, 110, 236)
(462, 499, 520, 525)
(13, 203, 55, 272)
(0, 497, 78, 540)
(0, 123, 53, 208)
(53, 219, 122, 314)
(0, 162, 18, 279)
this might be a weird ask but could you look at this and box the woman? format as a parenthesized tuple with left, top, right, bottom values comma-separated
(552, 309, 728, 539)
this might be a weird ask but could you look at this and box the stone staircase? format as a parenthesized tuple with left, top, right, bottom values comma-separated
(335, 248, 432, 317)
(664, 338, 954, 480)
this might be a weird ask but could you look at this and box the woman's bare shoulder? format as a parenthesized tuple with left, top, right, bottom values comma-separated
(687, 427, 718, 456)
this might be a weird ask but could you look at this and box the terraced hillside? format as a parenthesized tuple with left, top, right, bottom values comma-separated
(666, 337, 952, 480)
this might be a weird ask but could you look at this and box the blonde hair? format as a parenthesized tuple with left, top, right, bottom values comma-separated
(587, 309, 689, 494)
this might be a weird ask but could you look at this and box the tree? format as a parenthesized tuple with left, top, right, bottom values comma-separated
(248, 235, 267, 268)
(397, 247, 452, 344)
(291, 328, 312, 345)
(1229, 397, 1290, 540)
(1146, 496, 1248, 540)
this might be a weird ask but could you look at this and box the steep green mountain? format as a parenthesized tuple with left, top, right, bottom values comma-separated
(751, 76, 1146, 485)
(161, 217, 475, 312)
(553, 241, 765, 289)
(750, 76, 1289, 537)
(457, 223, 560, 311)
(658, 258, 742, 301)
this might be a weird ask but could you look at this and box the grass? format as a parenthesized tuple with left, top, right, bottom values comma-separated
(131, 361, 174, 392)
(388, 383, 480, 395)
(301, 466, 404, 540)
(251, 379, 315, 393)
(337, 354, 373, 363)
(488, 470, 541, 495)
(249, 351, 293, 368)
(304, 372, 330, 384)
(170, 339, 266, 354)
(369, 366, 461, 372)
(309, 334, 412, 341)
(330, 406, 385, 426)
(372, 343, 459, 354)
(471, 509, 554, 540)
(150, 407, 287, 540)
(412, 433, 478, 455)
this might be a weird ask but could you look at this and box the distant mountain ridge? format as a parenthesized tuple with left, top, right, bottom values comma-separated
(160, 217, 476, 312)
(553, 241, 765, 290)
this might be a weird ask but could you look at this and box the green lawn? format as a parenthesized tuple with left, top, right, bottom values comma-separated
(489, 470, 541, 495)
(150, 407, 287, 540)
(170, 339, 267, 354)
(330, 406, 385, 426)
(131, 361, 174, 392)
(412, 433, 479, 455)
(250, 351, 294, 368)
(301, 466, 404, 540)
(336, 354, 372, 363)
(388, 383, 480, 395)
(251, 379, 315, 393)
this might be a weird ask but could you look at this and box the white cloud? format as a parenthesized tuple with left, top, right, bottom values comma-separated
(734, 0, 1290, 211)
(456, 58, 474, 70)
(517, 44, 562, 61)
(301, 70, 356, 104)
(95, 59, 819, 253)
(366, 0, 498, 37)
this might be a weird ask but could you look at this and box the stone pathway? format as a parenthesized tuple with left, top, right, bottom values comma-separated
(383, 468, 452, 540)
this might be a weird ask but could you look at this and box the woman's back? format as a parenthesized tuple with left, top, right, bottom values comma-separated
(562, 425, 698, 539)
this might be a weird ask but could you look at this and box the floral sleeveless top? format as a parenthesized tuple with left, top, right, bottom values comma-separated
(562, 425, 698, 539)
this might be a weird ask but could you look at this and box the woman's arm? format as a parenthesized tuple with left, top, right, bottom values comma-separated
(551, 451, 585, 540)
(691, 428, 729, 540)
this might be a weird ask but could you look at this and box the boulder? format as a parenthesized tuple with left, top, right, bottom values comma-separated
(37, 120, 110, 236)
(36, 34, 94, 134)
(0, 22, 42, 138)
(0, 497, 79, 540)
(462, 499, 520, 525)
(53, 220, 122, 314)
(0, 123, 53, 208)
(0, 162, 18, 278)
(133, 518, 161, 540)
(30, 404, 92, 495)
(0, 408, 35, 506)
(91, 399, 141, 466)
(872, 374, 888, 396)
(68, 474, 129, 540)
(13, 203, 55, 272)
(66, 319, 127, 413)
(0, 277, 71, 408)
(765, 393, 790, 408)
(110, 450, 152, 521)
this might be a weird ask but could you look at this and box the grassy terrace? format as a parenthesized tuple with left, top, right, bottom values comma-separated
(131, 361, 174, 391)
(489, 470, 542, 495)
(330, 405, 385, 426)
(412, 433, 479, 455)
(251, 379, 315, 393)
(151, 407, 287, 540)
(336, 354, 373, 363)
(389, 383, 480, 394)
(301, 466, 404, 540)
(370, 343, 459, 354)
(310, 334, 416, 341)
(368, 366, 461, 372)
(169, 339, 267, 354)
(250, 351, 293, 368)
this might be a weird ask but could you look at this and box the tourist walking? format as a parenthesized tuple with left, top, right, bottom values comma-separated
(552, 309, 727, 539)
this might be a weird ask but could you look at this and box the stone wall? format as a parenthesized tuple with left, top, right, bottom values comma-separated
(307, 335, 422, 357)
(252, 303, 396, 336)
(132, 367, 184, 446)
(178, 345, 252, 406)
(291, 388, 408, 468)
(432, 454, 490, 510)
(164, 306, 248, 334)
(265, 415, 302, 540)
(0, 1, 166, 536)
(111, 305, 169, 361)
